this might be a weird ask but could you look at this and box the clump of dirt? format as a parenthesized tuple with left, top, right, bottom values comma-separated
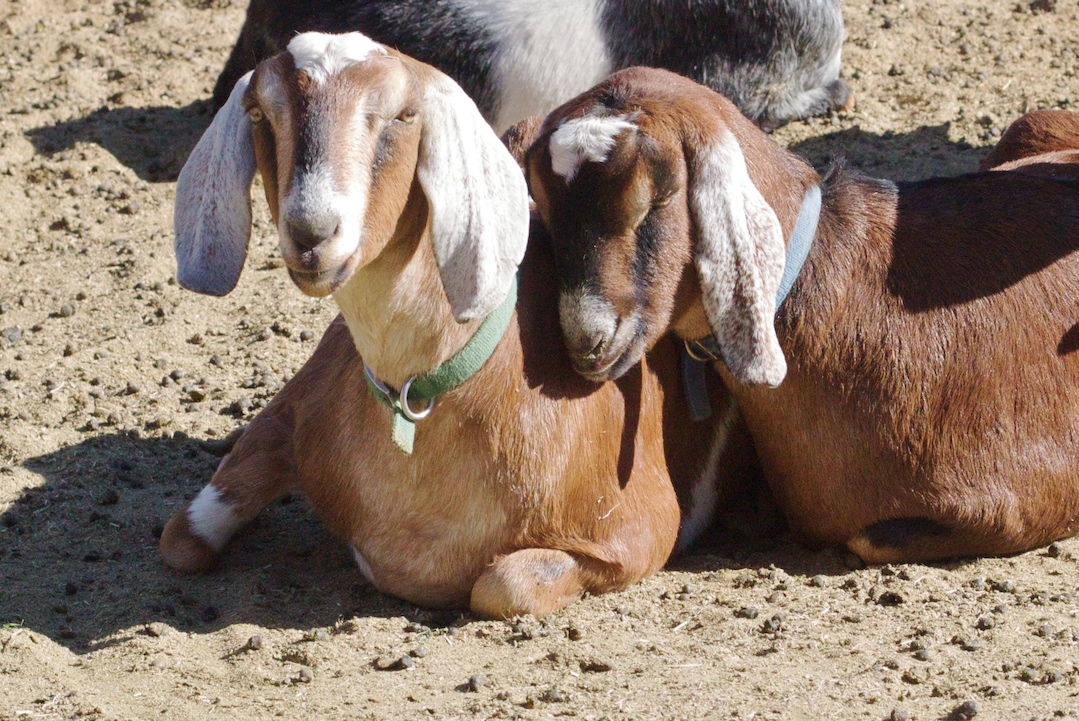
(2, 0, 1078, 719)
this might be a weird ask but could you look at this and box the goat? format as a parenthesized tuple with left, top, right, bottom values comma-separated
(525, 67, 1079, 564)
(981, 110, 1079, 171)
(159, 34, 742, 617)
(212, 0, 849, 133)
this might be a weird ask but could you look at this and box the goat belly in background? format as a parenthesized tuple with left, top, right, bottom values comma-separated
(213, 0, 848, 131)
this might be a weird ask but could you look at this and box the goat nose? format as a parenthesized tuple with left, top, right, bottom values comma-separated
(286, 214, 339, 251)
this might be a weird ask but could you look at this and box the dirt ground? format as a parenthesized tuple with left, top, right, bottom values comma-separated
(1, 0, 1078, 719)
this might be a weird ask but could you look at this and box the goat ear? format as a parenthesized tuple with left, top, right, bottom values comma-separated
(500, 116, 545, 172)
(416, 73, 530, 322)
(686, 130, 788, 387)
(174, 71, 257, 296)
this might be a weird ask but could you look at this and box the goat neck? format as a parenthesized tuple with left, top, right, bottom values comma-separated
(332, 182, 486, 390)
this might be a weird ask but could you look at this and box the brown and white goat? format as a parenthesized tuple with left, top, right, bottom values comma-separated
(158, 34, 743, 617)
(526, 67, 1079, 563)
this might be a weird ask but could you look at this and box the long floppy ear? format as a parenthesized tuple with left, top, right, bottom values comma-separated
(686, 126, 788, 387)
(416, 73, 530, 321)
(174, 71, 257, 296)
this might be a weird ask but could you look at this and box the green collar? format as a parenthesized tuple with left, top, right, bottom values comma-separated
(363, 275, 518, 454)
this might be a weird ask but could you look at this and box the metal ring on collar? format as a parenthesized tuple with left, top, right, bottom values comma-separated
(399, 376, 435, 421)
(684, 339, 718, 363)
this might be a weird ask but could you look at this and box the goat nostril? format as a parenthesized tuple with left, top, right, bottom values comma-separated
(286, 216, 339, 251)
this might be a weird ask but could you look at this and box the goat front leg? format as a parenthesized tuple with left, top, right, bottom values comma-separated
(470, 549, 617, 618)
(160, 406, 296, 573)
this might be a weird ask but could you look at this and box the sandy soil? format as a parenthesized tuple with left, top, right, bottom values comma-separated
(2, 0, 1079, 719)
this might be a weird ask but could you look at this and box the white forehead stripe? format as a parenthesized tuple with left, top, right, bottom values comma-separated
(287, 32, 386, 84)
(549, 114, 637, 182)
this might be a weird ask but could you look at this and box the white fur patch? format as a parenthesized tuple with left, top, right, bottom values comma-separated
(187, 485, 243, 551)
(691, 131, 787, 387)
(351, 546, 377, 585)
(549, 114, 638, 183)
(287, 32, 386, 85)
(279, 158, 368, 271)
(456, 0, 612, 133)
(416, 72, 530, 321)
(676, 401, 740, 551)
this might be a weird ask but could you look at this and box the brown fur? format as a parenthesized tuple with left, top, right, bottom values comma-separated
(529, 67, 1079, 563)
(160, 49, 738, 617)
(980, 110, 1079, 170)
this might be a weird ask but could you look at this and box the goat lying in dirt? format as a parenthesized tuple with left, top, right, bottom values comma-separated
(159, 34, 744, 616)
(525, 67, 1079, 563)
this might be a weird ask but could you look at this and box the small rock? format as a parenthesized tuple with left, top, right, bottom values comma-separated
(63, 342, 75, 357)
(891, 709, 910, 721)
(975, 616, 996, 630)
(375, 655, 413, 671)
(169, 369, 184, 380)
(1047, 542, 1063, 558)
(877, 591, 905, 606)
(541, 687, 566, 703)
(257, 328, 272, 342)
(969, 577, 986, 591)
(144, 622, 169, 638)
(124, 381, 141, 395)
(843, 613, 865, 624)
(106, 411, 122, 425)
(467, 675, 486, 692)
(410, 647, 427, 658)
(580, 658, 613, 673)
(735, 607, 759, 620)
(990, 580, 1015, 593)
(297, 667, 313, 683)
(809, 575, 827, 588)
(247, 635, 263, 651)
(951, 700, 979, 720)
(300, 330, 315, 342)
(913, 649, 931, 661)
(58, 303, 75, 318)
(566, 624, 583, 641)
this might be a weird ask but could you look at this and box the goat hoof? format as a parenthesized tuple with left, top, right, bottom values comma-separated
(160, 511, 219, 573)
(471, 549, 583, 618)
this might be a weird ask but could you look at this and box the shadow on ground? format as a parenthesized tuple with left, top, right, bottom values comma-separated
(26, 101, 215, 182)
(0, 432, 461, 654)
(789, 122, 988, 180)
(0, 430, 976, 657)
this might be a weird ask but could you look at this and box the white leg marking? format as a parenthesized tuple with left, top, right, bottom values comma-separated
(187, 485, 243, 551)
(351, 546, 377, 585)
(287, 32, 386, 85)
(676, 400, 741, 551)
(549, 114, 638, 183)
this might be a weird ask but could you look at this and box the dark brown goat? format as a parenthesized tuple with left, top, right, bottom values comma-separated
(526, 67, 1079, 563)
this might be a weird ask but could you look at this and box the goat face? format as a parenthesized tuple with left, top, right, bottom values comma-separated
(528, 101, 690, 383)
(174, 32, 528, 321)
(246, 35, 421, 296)
(529, 68, 789, 387)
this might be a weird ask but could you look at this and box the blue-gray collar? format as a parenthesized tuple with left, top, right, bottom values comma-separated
(681, 183, 822, 420)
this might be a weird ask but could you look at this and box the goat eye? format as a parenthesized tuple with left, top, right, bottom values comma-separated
(652, 194, 672, 209)
(395, 108, 418, 124)
(248, 107, 264, 123)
